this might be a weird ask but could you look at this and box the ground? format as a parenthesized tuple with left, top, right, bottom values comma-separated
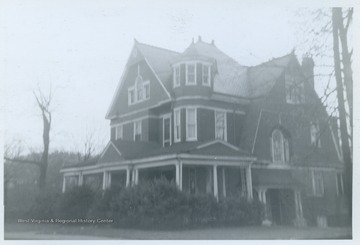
(4, 222, 352, 240)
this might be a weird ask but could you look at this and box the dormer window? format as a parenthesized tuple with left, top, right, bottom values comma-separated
(128, 75, 150, 105)
(272, 129, 290, 163)
(186, 63, 196, 85)
(285, 75, 304, 104)
(202, 64, 211, 86)
(173, 66, 180, 88)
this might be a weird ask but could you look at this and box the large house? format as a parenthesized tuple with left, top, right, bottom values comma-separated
(61, 37, 348, 226)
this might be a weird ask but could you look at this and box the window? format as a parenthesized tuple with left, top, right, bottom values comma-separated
(312, 170, 324, 196)
(174, 109, 181, 142)
(336, 173, 345, 196)
(163, 115, 171, 147)
(272, 129, 290, 163)
(128, 87, 135, 105)
(311, 121, 321, 147)
(128, 75, 150, 105)
(144, 81, 150, 99)
(173, 66, 180, 87)
(186, 108, 197, 141)
(136, 76, 143, 101)
(134, 120, 142, 141)
(202, 64, 211, 86)
(186, 63, 196, 85)
(285, 75, 304, 104)
(215, 110, 227, 141)
(115, 125, 123, 140)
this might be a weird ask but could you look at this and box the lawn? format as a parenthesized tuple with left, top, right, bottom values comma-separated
(4, 222, 352, 240)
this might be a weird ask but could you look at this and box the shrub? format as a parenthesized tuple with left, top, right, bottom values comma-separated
(57, 186, 96, 219)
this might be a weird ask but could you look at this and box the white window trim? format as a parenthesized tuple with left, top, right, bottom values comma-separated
(173, 65, 181, 88)
(174, 108, 181, 143)
(186, 107, 197, 141)
(310, 121, 321, 148)
(311, 170, 324, 197)
(115, 125, 123, 140)
(185, 63, 197, 85)
(133, 120, 142, 141)
(272, 129, 285, 163)
(128, 78, 150, 106)
(128, 86, 135, 105)
(143, 80, 150, 100)
(214, 110, 227, 141)
(336, 173, 344, 196)
(162, 114, 172, 147)
(202, 64, 211, 87)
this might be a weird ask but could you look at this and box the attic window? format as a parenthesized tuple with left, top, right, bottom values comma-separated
(310, 121, 321, 148)
(202, 64, 211, 86)
(285, 75, 304, 104)
(215, 110, 227, 141)
(128, 76, 150, 105)
(186, 63, 196, 85)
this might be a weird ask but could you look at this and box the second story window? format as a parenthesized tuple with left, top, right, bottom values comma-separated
(173, 66, 180, 88)
(134, 120, 142, 141)
(186, 63, 196, 85)
(312, 170, 324, 197)
(336, 173, 345, 196)
(310, 121, 321, 147)
(174, 109, 181, 142)
(272, 129, 290, 163)
(202, 64, 211, 86)
(186, 108, 197, 141)
(115, 125, 123, 140)
(215, 110, 227, 141)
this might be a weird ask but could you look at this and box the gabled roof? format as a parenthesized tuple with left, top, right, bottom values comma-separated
(248, 53, 293, 98)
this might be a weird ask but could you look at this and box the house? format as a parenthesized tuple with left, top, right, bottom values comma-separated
(60, 37, 348, 227)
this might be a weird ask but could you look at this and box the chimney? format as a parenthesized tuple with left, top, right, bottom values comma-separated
(198, 35, 202, 42)
(301, 56, 315, 89)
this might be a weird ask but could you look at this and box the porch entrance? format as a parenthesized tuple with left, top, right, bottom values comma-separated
(267, 189, 296, 226)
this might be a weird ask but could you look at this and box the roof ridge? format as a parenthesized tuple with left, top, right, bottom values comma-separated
(250, 52, 294, 68)
(136, 41, 181, 54)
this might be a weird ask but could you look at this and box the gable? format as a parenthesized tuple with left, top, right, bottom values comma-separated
(98, 143, 123, 164)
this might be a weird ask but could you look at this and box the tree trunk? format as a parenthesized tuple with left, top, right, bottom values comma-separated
(332, 7, 352, 221)
(38, 111, 50, 188)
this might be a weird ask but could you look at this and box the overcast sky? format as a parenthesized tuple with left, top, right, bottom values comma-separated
(1, 0, 353, 155)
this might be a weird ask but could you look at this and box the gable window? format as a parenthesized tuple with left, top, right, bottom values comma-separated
(136, 76, 143, 101)
(312, 170, 324, 197)
(186, 107, 197, 141)
(134, 120, 142, 141)
(272, 129, 290, 163)
(115, 125, 123, 140)
(144, 81, 150, 99)
(173, 66, 180, 88)
(128, 75, 150, 106)
(174, 109, 181, 142)
(215, 110, 227, 141)
(163, 115, 171, 147)
(311, 121, 321, 147)
(186, 63, 196, 85)
(128, 87, 135, 105)
(285, 75, 304, 104)
(336, 173, 345, 196)
(202, 64, 211, 86)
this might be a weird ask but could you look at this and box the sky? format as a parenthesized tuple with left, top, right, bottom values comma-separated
(0, 0, 356, 155)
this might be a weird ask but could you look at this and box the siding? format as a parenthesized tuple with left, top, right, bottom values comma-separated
(198, 108, 215, 142)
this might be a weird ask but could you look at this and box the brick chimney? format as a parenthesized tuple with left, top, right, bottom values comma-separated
(301, 57, 315, 89)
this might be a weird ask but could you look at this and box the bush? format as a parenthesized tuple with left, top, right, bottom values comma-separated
(57, 186, 96, 219)
(29, 187, 62, 219)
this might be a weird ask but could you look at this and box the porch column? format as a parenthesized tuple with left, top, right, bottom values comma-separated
(102, 171, 108, 190)
(179, 162, 183, 191)
(62, 176, 66, 193)
(78, 173, 83, 186)
(246, 165, 253, 200)
(294, 190, 306, 227)
(126, 168, 131, 187)
(175, 162, 183, 191)
(258, 188, 271, 226)
(134, 168, 139, 185)
(222, 167, 226, 198)
(213, 165, 218, 200)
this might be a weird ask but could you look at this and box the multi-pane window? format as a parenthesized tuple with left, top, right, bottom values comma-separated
(173, 66, 180, 87)
(311, 121, 321, 147)
(202, 64, 211, 86)
(128, 88, 135, 105)
(312, 171, 324, 196)
(215, 111, 227, 141)
(186, 108, 197, 141)
(285, 75, 304, 104)
(128, 76, 150, 105)
(115, 125, 123, 140)
(144, 81, 150, 99)
(336, 173, 345, 196)
(134, 120, 142, 141)
(174, 109, 181, 142)
(272, 129, 290, 163)
(186, 64, 196, 85)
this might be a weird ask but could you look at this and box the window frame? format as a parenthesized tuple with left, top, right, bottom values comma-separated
(311, 170, 325, 197)
(174, 108, 181, 143)
(162, 114, 172, 147)
(271, 129, 290, 164)
(186, 107, 197, 141)
(202, 64, 211, 86)
(115, 125, 123, 140)
(285, 75, 304, 104)
(133, 120, 142, 141)
(128, 86, 135, 105)
(185, 63, 197, 85)
(310, 121, 321, 148)
(336, 173, 345, 196)
(143, 80, 150, 100)
(214, 110, 227, 141)
(173, 65, 181, 88)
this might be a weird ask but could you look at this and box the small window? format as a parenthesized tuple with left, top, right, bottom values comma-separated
(272, 129, 290, 163)
(215, 110, 227, 141)
(134, 120, 142, 141)
(136, 77, 143, 101)
(202, 64, 211, 86)
(311, 121, 321, 147)
(115, 125, 123, 140)
(174, 66, 180, 87)
(285, 75, 304, 104)
(186, 64, 196, 85)
(186, 108, 197, 141)
(163, 116, 171, 147)
(174, 109, 181, 142)
(144, 81, 150, 100)
(336, 173, 345, 196)
(128, 87, 135, 105)
(312, 171, 324, 197)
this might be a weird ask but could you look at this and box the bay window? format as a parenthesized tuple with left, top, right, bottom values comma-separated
(186, 108, 197, 141)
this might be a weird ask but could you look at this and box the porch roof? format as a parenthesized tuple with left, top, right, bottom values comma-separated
(252, 168, 303, 190)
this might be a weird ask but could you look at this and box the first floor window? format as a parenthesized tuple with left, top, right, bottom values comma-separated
(174, 109, 181, 142)
(312, 170, 324, 197)
(134, 120, 142, 141)
(186, 108, 197, 140)
(115, 125, 123, 140)
(215, 110, 226, 141)
(336, 173, 345, 196)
